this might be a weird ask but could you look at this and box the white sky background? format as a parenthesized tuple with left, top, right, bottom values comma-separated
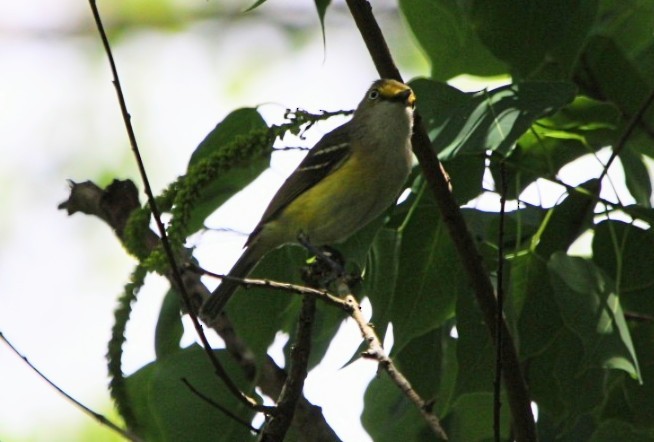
(0, 0, 643, 441)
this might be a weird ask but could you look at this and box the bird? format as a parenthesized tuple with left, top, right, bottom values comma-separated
(201, 78, 415, 321)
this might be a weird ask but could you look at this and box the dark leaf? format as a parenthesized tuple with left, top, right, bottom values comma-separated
(471, 0, 599, 80)
(126, 345, 257, 441)
(399, 0, 507, 80)
(548, 253, 641, 380)
(186, 108, 270, 234)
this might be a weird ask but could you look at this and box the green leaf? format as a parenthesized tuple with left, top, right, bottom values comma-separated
(185, 108, 270, 234)
(576, 35, 654, 159)
(314, 0, 331, 46)
(399, 0, 507, 80)
(384, 187, 462, 353)
(244, 0, 267, 12)
(529, 330, 604, 434)
(154, 289, 183, 360)
(492, 97, 616, 197)
(619, 147, 652, 208)
(623, 324, 654, 430)
(365, 227, 401, 332)
(453, 285, 494, 397)
(590, 419, 654, 442)
(592, 220, 654, 316)
(548, 253, 641, 380)
(514, 252, 563, 358)
(442, 392, 511, 441)
(411, 79, 577, 160)
(126, 345, 257, 441)
(225, 246, 306, 363)
(533, 179, 599, 259)
(471, 0, 599, 80)
(361, 372, 432, 441)
(595, 0, 654, 83)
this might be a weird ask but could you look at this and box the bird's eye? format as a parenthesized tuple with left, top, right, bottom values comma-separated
(368, 89, 380, 100)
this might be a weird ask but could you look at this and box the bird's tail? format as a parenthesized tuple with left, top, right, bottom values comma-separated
(200, 244, 262, 321)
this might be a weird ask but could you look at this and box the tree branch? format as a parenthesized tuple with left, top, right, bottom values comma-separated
(59, 179, 340, 442)
(344, 1, 537, 440)
(0, 331, 142, 442)
(258, 296, 316, 441)
(343, 294, 447, 440)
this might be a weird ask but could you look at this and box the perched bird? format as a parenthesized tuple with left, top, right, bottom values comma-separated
(201, 79, 415, 321)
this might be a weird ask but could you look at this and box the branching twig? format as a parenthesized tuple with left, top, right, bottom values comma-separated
(191, 265, 348, 309)
(598, 86, 654, 183)
(0, 332, 142, 442)
(87, 0, 267, 414)
(495, 161, 507, 441)
(343, 294, 448, 440)
(344, 1, 536, 440)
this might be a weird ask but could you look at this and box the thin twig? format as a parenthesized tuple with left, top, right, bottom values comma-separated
(191, 265, 348, 309)
(599, 87, 654, 183)
(495, 161, 507, 441)
(343, 295, 448, 440)
(87, 0, 267, 413)
(344, 1, 536, 440)
(0, 332, 142, 442)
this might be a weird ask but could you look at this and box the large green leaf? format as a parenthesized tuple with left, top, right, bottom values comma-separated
(361, 370, 432, 441)
(185, 108, 271, 234)
(442, 392, 511, 441)
(548, 253, 641, 380)
(619, 147, 653, 208)
(529, 329, 605, 434)
(453, 284, 494, 396)
(471, 0, 599, 80)
(399, 0, 507, 80)
(126, 345, 257, 441)
(224, 246, 306, 363)
(575, 35, 654, 159)
(590, 419, 654, 442)
(592, 220, 654, 316)
(381, 187, 463, 354)
(410, 79, 577, 160)
(594, 0, 654, 87)
(491, 97, 617, 197)
(623, 324, 654, 430)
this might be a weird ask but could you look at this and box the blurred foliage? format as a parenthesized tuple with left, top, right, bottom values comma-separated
(96, 0, 654, 440)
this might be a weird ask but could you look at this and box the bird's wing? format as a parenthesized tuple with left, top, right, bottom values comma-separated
(247, 123, 352, 243)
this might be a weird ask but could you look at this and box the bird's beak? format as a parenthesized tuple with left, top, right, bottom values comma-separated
(396, 88, 416, 108)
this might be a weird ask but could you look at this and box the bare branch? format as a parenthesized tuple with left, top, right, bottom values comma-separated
(342, 294, 448, 440)
(0, 332, 142, 442)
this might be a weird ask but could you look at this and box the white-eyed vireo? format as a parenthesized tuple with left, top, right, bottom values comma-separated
(201, 79, 415, 321)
